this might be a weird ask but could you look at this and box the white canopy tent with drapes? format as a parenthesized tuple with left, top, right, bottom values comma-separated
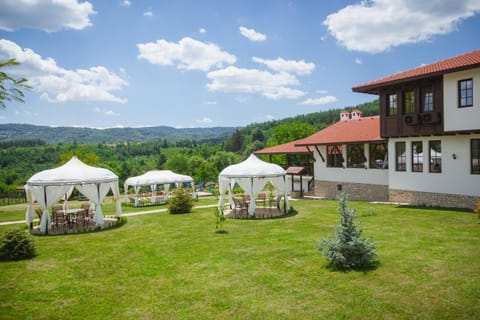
(124, 170, 195, 205)
(218, 154, 290, 216)
(25, 156, 122, 234)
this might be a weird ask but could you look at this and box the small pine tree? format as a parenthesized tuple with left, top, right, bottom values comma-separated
(214, 208, 227, 234)
(319, 193, 377, 270)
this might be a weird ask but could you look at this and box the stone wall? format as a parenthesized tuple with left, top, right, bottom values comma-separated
(312, 180, 478, 209)
(313, 180, 389, 202)
(389, 189, 478, 210)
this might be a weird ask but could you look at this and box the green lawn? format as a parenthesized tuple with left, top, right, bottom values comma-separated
(1, 199, 479, 319)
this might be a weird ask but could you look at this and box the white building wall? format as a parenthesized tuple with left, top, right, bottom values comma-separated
(444, 67, 480, 132)
(388, 134, 480, 197)
(313, 144, 388, 186)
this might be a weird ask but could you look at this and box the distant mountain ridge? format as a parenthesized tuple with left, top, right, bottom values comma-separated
(0, 123, 238, 144)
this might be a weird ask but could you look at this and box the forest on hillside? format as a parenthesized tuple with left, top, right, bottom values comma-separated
(0, 100, 378, 192)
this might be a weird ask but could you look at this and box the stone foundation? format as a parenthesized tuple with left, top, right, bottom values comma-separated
(389, 189, 478, 210)
(313, 180, 389, 202)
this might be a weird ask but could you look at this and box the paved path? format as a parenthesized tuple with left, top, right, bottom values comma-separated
(0, 204, 218, 226)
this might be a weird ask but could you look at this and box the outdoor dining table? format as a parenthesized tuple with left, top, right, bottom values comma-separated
(57, 208, 85, 227)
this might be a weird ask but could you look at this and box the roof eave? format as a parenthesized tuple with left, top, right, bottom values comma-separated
(296, 138, 386, 146)
(352, 63, 480, 94)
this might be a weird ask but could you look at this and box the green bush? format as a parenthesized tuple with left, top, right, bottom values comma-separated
(318, 193, 377, 271)
(0, 229, 37, 261)
(168, 188, 193, 214)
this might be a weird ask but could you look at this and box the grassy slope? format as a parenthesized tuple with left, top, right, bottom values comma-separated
(0, 199, 479, 319)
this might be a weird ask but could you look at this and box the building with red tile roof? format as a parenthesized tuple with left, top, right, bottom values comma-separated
(295, 116, 384, 146)
(253, 50, 479, 209)
(353, 49, 480, 94)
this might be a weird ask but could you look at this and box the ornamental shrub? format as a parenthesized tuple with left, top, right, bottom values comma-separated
(318, 193, 377, 270)
(0, 229, 37, 261)
(214, 208, 227, 234)
(168, 188, 193, 214)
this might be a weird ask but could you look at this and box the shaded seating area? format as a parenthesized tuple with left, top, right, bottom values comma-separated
(124, 170, 195, 207)
(218, 154, 290, 219)
(25, 156, 122, 235)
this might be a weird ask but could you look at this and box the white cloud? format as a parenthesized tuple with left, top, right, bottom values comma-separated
(239, 26, 267, 42)
(324, 0, 480, 53)
(196, 117, 213, 123)
(0, 39, 128, 103)
(137, 37, 236, 72)
(105, 110, 120, 116)
(300, 95, 338, 106)
(355, 58, 363, 65)
(199, 28, 207, 34)
(144, 11, 153, 17)
(121, 0, 131, 7)
(0, 0, 96, 32)
(203, 101, 217, 105)
(207, 66, 306, 100)
(265, 114, 275, 120)
(252, 57, 315, 75)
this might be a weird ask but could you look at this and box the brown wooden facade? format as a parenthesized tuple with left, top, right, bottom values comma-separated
(377, 76, 444, 138)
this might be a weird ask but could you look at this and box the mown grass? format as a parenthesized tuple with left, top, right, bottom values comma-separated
(0, 199, 479, 319)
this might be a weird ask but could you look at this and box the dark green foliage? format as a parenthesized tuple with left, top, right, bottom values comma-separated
(319, 194, 377, 270)
(168, 188, 193, 214)
(0, 229, 36, 261)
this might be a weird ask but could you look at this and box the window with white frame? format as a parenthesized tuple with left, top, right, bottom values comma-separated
(458, 79, 473, 108)
(422, 87, 433, 112)
(387, 94, 398, 116)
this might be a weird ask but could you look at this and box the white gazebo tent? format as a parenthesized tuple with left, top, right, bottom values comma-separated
(25, 156, 122, 234)
(218, 154, 290, 216)
(124, 170, 195, 206)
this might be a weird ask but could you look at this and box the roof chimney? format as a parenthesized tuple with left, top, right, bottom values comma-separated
(340, 111, 350, 121)
(351, 109, 362, 119)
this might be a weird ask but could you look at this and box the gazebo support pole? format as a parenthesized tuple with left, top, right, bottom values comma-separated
(44, 185, 48, 235)
(300, 175, 303, 197)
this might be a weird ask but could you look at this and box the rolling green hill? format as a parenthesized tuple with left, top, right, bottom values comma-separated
(0, 123, 237, 144)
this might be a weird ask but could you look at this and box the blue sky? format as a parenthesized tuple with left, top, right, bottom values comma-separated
(0, 0, 479, 129)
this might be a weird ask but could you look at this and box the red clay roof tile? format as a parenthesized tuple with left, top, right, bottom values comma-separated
(353, 49, 480, 94)
(254, 140, 311, 155)
(295, 116, 384, 146)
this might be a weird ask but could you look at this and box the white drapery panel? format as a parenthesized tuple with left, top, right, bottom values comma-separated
(110, 181, 122, 217)
(28, 185, 70, 233)
(217, 154, 289, 215)
(218, 177, 229, 210)
(270, 176, 290, 211)
(24, 185, 35, 226)
(234, 177, 269, 215)
(76, 183, 111, 226)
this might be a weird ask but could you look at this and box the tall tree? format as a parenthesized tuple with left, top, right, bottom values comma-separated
(0, 59, 31, 109)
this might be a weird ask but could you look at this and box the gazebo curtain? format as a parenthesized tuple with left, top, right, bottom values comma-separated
(218, 176, 290, 216)
(26, 182, 122, 234)
(26, 184, 71, 233)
